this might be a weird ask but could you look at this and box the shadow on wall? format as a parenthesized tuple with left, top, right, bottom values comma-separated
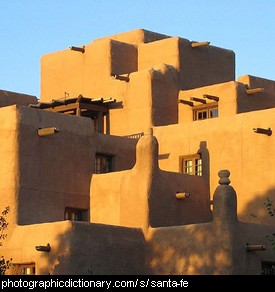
(39, 222, 146, 275)
(241, 187, 275, 227)
(144, 223, 234, 275)
(37, 175, 275, 275)
(145, 180, 275, 275)
(198, 141, 210, 197)
(38, 226, 73, 275)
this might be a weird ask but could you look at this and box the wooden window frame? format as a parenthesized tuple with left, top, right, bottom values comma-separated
(179, 154, 202, 176)
(193, 102, 218, 121)
(14, 263, 35, 275)
(64, 207, 86, 221)
(261, 261, 275, 275)
(95, 154, 113, 174)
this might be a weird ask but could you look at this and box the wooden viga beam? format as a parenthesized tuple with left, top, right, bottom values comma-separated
(178, 99, 194, 106)
(191, 41, 210, 48)
(190, 97, 207, 104)
(112, 74, 130, 82)
(246, 244, 267, 251)
(246, 88, 264, 95)
(69, 46, 85, 53)
(203, 94, 219, 102)
(38, 127, 59, 137)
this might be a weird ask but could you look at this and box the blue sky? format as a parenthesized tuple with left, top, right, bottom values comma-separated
(0, 0, 274, 98)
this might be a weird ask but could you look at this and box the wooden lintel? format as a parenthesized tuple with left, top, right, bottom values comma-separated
(79, 103, 109, 113)
(37, 102, 53, 109)
(203, 94, 219, 102)
(190, 97, 207, 104)
(44, 103, 79, 113)
(51, 99, 66, 106)
(178, 99, 194, 106)
(44, 101, 109, 114)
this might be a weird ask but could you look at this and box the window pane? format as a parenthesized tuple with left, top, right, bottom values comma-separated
(185, 160, 193, 174)
(210, 108, 218, 118)
(95, 154, 112, 174)
(95, 156, 101, 174)
(195, 158, 202, 176)
(198, 111, 207, 120)
(64, 208, 83, 221)
(262, 262, 275, 275)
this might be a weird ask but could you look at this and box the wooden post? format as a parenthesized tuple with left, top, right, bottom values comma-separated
(98, 111, 103, 133)
(104, 112, 110, 134)
(76, 104, 81, 116)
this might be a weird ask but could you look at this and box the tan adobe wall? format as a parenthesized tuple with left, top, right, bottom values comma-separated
(139, 37, 235, 90)
(94, 133, 137, 171)
(0, 105, 139, 228)
(95, 28, 170, 45)
(4, 221, 146, 275)
(237, 75, 275, 113)
(17, 106, 95, 225)
(0, 106, 19, 230)
(154, 106, 275, 224)
(0, 90, 37, 108)
(3, 171, 275, 275)
(178, 81, 239, 123)
(90, 134, 212, 228)
(40, 29, 235, 136)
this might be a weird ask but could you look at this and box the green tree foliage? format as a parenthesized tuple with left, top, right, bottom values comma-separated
(251, 197, 275, 251)
(0, 207, 12, 275)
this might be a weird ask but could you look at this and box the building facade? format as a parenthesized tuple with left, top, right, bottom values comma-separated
(0, 29, 274, 275)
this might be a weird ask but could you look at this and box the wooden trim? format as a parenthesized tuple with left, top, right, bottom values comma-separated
(179, 154, 201, 174)
(192, 101, 218, 110)
(44, 102, 109, 113)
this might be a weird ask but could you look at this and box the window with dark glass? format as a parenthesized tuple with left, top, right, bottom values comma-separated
(261, 261, 275, 275)
(95, 154, 113, 174)
(64, 207, 84, 221)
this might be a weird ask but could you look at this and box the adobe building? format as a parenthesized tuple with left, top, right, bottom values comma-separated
(0, 29, 275, 275)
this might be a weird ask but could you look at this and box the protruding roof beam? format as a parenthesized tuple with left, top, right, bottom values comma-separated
(112, 74, 130, 82)
(191, 41, 210, 48)
(246, 244, 267, 251)
(190, 97, 207, 104)
(69, 46, 85, 53)
(178, 99, 194, 106)
(246, 88, 264, 95)
(203, 94, 219, 102)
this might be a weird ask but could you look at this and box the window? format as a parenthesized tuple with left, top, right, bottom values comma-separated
(95, 154, 113, 174)
(261, 261, 275, 275)
(64, 207, 84, 221)
(180, 154, 202, 176)
(14, 263, 35, 275)
(193, 104, 218, 121)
